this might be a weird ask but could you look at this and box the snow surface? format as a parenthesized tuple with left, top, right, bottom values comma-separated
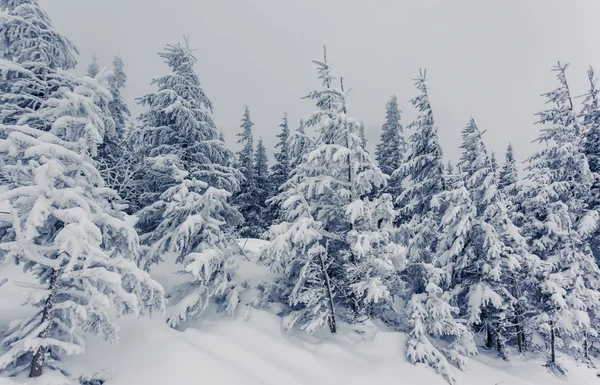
(1, 239, 599, 385)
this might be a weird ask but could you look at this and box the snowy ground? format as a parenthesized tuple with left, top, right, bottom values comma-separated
(1, 239, 599, 385)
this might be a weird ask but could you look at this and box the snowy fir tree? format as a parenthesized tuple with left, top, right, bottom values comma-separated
(376, 95, 405, 198)
(253, 137, 271, 233)
(359, 121, 367, 149)
(580, 67, 600, 263)
(231, 105, 265, 238)
(520, 63, 600, 372)
(107, 54, 131, 141)
(0, 56, 164, 377)
(499, 143, 518, 194)
(86, 54, 100, 78)
(498, 143, 524, 225)
(457, 118, 530, 360)
(396, 71, 445, 263)
(262, 48, 404, 334)
(134, 40, 243, 326)
(0, 0, 79, 126)
(267, 113, 291, 223)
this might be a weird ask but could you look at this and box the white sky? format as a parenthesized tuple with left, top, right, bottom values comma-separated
(40, 0, 600, 168)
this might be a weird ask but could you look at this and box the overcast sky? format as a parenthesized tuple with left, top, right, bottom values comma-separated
(40, 0, 600, 167)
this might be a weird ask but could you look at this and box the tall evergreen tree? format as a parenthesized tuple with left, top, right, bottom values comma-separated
(253, 136, 271, 234)
(499, 143, 518, 191)
(580, 67, 600, 264)
(232, 106, 263, 238)
(134, 40, 241, 264)
(262, 48, 403, 334)
(359, 121, 367, 149)
(268, 113, 291, 222)
(521, 63, 600, 372)
(0, 15, 164, 374)
(86, 54, 100, 78)
(397, 70, 445, 259)
(107, 54, 130, 140)
(134, 40, 243, 326)
(0, 0, 79, 126)
(457, 118, 529, 360)
(398, 71, 474, 381)
(376, 95, 405, 198)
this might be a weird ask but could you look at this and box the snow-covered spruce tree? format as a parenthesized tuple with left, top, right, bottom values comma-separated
(359, 121, 367, 149)
(0, 0, 79, 126)
(262, 48, 403, 333)
(134, 40, 242, 271)
(86, 54, 100, 78)
(253, 137, 271, 233)
(498, 143, 524, 226)
(520, 63, 600, 372)
(376, 95, 405, 198)
(266, 113, 291, 224)
(499, 143, 518, 195)
(107, 55, 131, 142)
(0, 75, 164, 378)
(232, 105, 263, 238)
(457, 118, 531, 360)
(398, 71, 473, 382)
(288, 118, 313, 169)
(580, 67, 600, 264)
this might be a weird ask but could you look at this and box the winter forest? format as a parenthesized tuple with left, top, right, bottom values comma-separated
(1, 1, 600, 385)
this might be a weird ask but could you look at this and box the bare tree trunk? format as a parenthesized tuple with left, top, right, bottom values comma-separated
(29, 270, 59, 378)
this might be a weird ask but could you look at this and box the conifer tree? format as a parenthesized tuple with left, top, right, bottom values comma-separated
(397, 70, 445, 259)
(86, 54, 100, 78)
(580, 67, 600, 263)
(359, 121, 367, 149)
(457, 118, 529, 360)
(232, 106, 263, 237)
(0, 32, 164, 376)
(376, 95, 405, 199)
(253, 136, 271, 233)
(134, 40, 243, 326)
(499, 143, 518, 192)
(262, 48, 403, 333)
(134, 40, 241, 265)
(521, 63, 600, 372)
(0, 0, 78, 126)
(267, 113, 291, 223)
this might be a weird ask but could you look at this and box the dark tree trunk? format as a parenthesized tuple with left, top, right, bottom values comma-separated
(29, 270, 59, 378)
(318, 252, 337, 334)
(485, 325, 494, 349)
(550, 321, 556, 365)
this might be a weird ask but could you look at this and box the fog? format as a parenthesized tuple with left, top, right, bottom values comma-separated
(40, 0, 600, 166)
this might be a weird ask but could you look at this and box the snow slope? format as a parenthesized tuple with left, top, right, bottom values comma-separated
(1, 239, 599, 385)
